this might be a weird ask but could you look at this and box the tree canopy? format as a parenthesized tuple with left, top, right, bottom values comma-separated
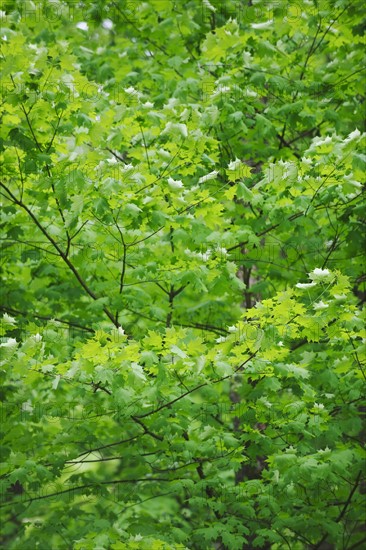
(0, 1, 365, 548)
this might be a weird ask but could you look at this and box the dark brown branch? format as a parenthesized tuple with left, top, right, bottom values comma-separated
(91, 382, 112, 395)
(0, 181, 121, 328)
(0, 477, 184, 508)
(138, 122, 151, 172)
(131, 416, 164, 441)
(0, 306, 94, 333)
(166, 286, 174, 328)
(136, 352, 257, 419)
(313, 470, 363, 550)
(75, 434, 142, 460)
(105, 147, 128, 165)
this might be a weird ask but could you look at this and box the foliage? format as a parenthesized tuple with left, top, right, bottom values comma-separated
(0, 0, 365, 548)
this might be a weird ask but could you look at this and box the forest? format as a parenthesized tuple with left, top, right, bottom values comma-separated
(0, 0, 365, 548)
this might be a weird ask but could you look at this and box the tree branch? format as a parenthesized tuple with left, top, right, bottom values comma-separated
(0, 306, 94, 333)
(0, 181, 121, 328)
(313, 470, 363, 550)
(0, 477, 184, 508)
(136, 352, 257, 419)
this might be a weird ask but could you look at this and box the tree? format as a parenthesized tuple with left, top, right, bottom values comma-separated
(1, 1, 365, 548)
